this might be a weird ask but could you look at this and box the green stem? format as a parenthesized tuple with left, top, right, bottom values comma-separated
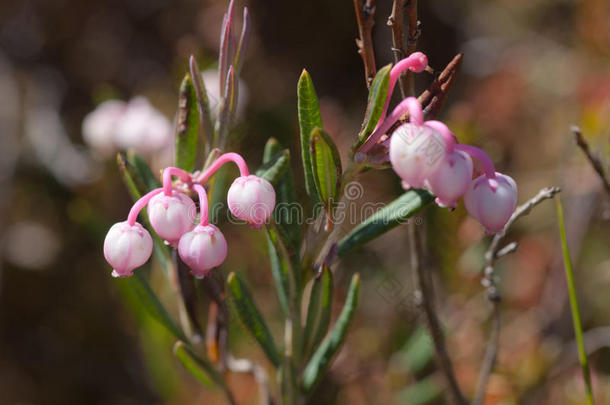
(556, 197, 594, 405)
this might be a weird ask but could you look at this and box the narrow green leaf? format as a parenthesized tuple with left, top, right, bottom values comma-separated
(118, 272, 188, 342)
(396, 375, 443, 405)
(556, 197, 595, 405)
(262, 138, 302, 251)
(297, 69, 322, 200)
(302, 273, 361, 392)
(189, 56, 214, 156)
(302, 264, 334, 357)
(310, 128, 342, 218)
(256, 149, 291, 186)
(173, 342, 213, 387)
(127, 151, 161, 190)
(117, 153, 146, 200)
(265, 223, 300, 316)
(337, 189, 434, 256)
(175, 73, 200, 171)
(355, 64, 392, 149)
(396, 326, 434, 374)
(215, 66, 236, 147)
(227, 272, 281, 368)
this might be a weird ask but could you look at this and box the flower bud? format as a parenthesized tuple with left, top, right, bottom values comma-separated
(464, 173, 518, 234)
(103, 221, 153, 277)
(426, 149, 473, 208)
(227, 175, 275, 228)
(147, 191, 196, 244)
(389, 123, 447, 189)
(178, 224, 228, 278)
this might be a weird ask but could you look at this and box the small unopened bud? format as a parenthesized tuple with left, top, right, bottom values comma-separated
(227, 175, 275, 228)
(178, 224, 228, 278)
(103, 221, 153, 277)
(147, 191, 196, 245)
(464, 173, 518, 234)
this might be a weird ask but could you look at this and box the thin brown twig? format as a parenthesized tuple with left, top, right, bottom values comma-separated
(473, 186, 561, 405)
(419, 53, 463, 119)
(388, 0, 419, 97)
(572, 125, 610, 195)
(353, 0, 377, 87)
(409, 220, 468, 405)
(227, 356, 273, 405)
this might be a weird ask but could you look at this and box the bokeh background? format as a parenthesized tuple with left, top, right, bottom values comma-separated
(0, 0, 609, 404)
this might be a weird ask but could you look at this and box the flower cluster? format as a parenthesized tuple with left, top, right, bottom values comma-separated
(359, 52, 518, 234)
(103, 153, 275, 278)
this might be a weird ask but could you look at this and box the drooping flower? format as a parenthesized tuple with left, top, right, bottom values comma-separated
(178, 224, 228, 278)
(147, 191, 196, 245)
(426, 148, 473, 208)
(464, 172, 517, 234)
(227, 175, 276, 228)
(103, 221, 153, 278)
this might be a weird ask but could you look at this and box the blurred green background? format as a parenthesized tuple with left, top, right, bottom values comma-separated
(0, 0, 609, 404)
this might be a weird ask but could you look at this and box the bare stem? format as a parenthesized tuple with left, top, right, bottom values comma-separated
(388, 0, 419, 97)
(474, 186, 561, 404)
(408, 220, 468, 405)
(572, 125, 610, 195)
(353, 0, 377, 87)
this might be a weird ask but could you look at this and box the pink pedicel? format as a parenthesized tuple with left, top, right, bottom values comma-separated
(147, 191, 196, 245)
(178, 224, 228, 278)
(178, 183, 227, 277)
(464, 173, 518, 234)
(103, 221, 153, 278)
(426, 149, 473, 208)
(227, 175, 276, 228)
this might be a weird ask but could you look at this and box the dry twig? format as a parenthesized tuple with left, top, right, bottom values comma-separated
(353, 0, 377, 87)
(388, 0, 419, 97)
(572, 125, 610, 195)
(473, 186, 561, 405)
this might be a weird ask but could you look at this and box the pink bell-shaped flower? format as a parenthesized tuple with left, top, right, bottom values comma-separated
(103, 221, 153, 277)
(389, 123, 447, 189)
(178, 224, 228, 278)
(227, 175, 276, 228)
(464, 172, 517, 234)
(147, 191, 196, 245)
(426, 149, 473, 208)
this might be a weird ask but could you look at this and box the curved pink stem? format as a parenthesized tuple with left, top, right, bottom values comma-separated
(360, 97, 423, 153)
(127, 188, 164, 226)
(192, 184, 209, 225)
(195, 152, 250, 183)
(454, 144, 496, 179)
(422, 120, 456, 153)
(163, 167, 193, 195)
(375, 52, 429, 132)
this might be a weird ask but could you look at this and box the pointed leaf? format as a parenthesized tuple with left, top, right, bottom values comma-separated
(265, 223, 300, 316)
(302, 264, 334, 357)
(173, 342, 213, 387)
(337, 189, 434, 256)
(297, 69, 322, 200)
(310, 128, 342, 217)
(355, 64, 392, 148)
(118, 272, 188, 342)
(127, 151, 161, 191)
(189, 56, 214, 155)
(302, 273, 361, 392)
(233, 7, 251, 75)
(215, 66, 236, 146)
(227, 272, 281, 368)
(256, 149, 290, 186)
(263, 138, 302, 251)
(175, 73, 200, 171)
